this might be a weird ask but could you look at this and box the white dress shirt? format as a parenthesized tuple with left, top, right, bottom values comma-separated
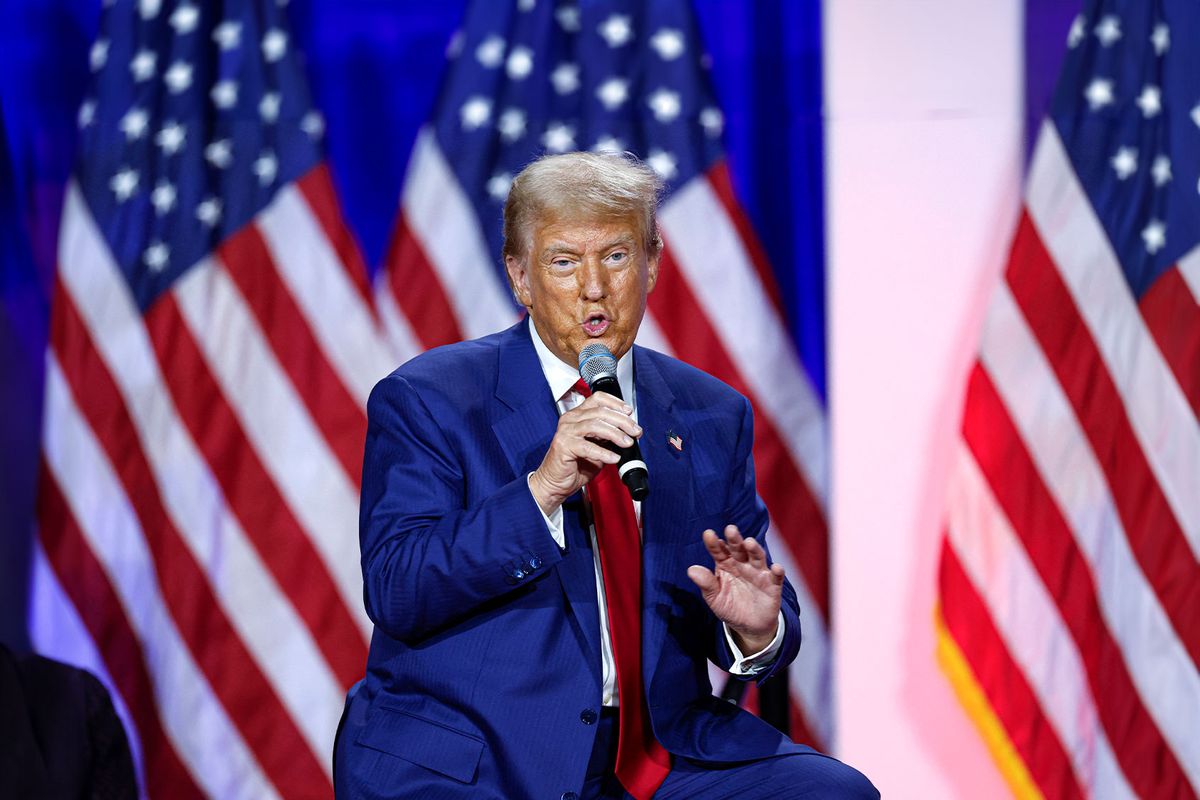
(525, 320, 784, 706)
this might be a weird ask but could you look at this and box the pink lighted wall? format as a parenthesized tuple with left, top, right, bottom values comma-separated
(825, 2, 1025, 797)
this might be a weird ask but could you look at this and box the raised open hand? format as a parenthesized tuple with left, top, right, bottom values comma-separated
(686, 525, 784, 654)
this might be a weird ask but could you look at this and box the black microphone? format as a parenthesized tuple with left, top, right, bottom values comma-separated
(578, 343, 649, 501)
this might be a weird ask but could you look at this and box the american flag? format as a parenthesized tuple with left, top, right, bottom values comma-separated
(374, 0, 832, 748)
(939, 2, 1200, 797)
(31, 0, 391, 796)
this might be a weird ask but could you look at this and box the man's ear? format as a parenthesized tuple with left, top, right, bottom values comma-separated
(646, 250, 660, 296)
(505, 254, 533, 307)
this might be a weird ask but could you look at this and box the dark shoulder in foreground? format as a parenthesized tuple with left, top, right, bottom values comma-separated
(634, 345, 748, 413)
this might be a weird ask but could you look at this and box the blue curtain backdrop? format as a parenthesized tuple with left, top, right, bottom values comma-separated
(0, 0, 828, 650)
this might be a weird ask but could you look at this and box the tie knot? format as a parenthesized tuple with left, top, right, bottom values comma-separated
(570, 378, 591, 399)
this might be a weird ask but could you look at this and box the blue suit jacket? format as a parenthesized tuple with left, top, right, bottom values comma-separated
(335, 319, 808, 799)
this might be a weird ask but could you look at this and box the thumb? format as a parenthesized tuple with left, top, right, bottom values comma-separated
(687, 565, 718, 596)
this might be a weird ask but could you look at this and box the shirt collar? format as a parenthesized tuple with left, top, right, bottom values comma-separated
(528, 317, 635, 407)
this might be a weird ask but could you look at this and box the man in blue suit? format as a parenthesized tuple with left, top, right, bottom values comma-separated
(334, 152, 877, 799)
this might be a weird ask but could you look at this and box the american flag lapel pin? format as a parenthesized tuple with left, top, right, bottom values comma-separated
(667, 430, 683, 452)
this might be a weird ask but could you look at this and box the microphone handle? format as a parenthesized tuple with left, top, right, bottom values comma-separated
(589, 375, 649, 501)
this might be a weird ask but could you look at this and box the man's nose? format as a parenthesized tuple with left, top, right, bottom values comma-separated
(578, 258, 607, 299)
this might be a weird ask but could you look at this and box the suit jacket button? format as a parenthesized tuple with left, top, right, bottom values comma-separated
(579, 708, 597, 725)
(561, 793, 579, 800)
(529, 555, 543, 569)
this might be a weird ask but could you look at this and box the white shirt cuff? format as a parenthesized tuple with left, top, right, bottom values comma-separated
(724, 611, 786, 675)
(528, 473, 565, 549)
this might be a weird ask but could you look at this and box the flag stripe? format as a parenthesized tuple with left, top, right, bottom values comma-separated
(1026, 125, 1200, 551)
(939, 542, 1089, 800)
(145, 272, 367, 690)
(981, 279, 1200, 785)
(35, 467, 199, 799)
(50, 283, 330, 797)
(256, 185, 398, 408)
(41, 358, 279, 800)
(1006, 211, 1200, 670)
(383, 212, 466, 348)
(294, 164, 378, 318)
(168, 259, 371, 637)
(650, 246, 830, 619)
(217, 223, 366, 488)
(1139, 261, 1200, 419)
(962, 363, 1196, 797)
(704, 162, 786, 316)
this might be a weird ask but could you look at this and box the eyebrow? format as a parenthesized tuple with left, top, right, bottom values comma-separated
(539, 236, 636, 261)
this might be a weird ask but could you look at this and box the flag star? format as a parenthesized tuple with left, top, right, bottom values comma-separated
(699, 107, 724, 137)
(1067, 15, 1086, 48)
(1142, 220, 1166, 254)
(144, 241, 169, 272)
(120, 107, 150, 140)
(1136, 85, 1162, 118)
(647, 88, 682, 123)
(78, 100, 96, 129)
(518, 0, 535, 10)
(596, 78, 629, 110)
(1151, 155, 1171, 187)
(155, 121, 186, 155)
(1084, 78, 1114, 110)
(555, 6, 580, 32)
(130, 49, 157, 81)
(507, 46, 534, 80)
(213, 21, 242, 50)
(138, 0, 161, 20)
(90, 39, 109, 71)
(205, 139, 233, 169)
(151, 181, 176, 215)
(1151, 23, 1169, 55)
(542, 122, 575, 153)
(259, 92, 281, 123)
(647, 149, 677, 180)
(598, 15, 633, 47)
(261, 29, 288, 62)
(169, 3, 199, 34)
(650, 29, 685, 60)
(551, 63, 580, 95)
(592, 135, 623, 153)
(1110, 147, 1137, 180)
(498, 108, 527, 142)
(109, 167, 139, 201)
(476, 36, 505, 69)
(1094, 15, 1121, 46)
(196, 196, 222, 227)
(211, 80, 238, 109)
(300, 110, 325, 139)
(254, 151, 278, 186)
(164, 61, 193, 94)
(487, 172, 512, 202)
(460, 96, 492, 130)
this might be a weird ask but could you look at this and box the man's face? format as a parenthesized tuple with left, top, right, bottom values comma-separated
(505, 212, 659, 367)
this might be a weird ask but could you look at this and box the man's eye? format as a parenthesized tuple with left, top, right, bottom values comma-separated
(608, 251, 627, 263)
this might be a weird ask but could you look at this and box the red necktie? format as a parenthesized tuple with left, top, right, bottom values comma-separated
(571, 379, 671, 800)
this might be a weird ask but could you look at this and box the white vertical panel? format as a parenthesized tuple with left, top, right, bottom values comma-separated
(825, 1, 1024, 796)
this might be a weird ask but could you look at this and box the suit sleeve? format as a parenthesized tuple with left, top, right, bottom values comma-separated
(358, 373, 564, 643)
(708, 395, 802, 682)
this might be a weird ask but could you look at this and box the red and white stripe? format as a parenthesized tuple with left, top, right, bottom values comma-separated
(377, 136, 834, 749)
(940, 121, 1200, 797)
(33, 169, 380, 797)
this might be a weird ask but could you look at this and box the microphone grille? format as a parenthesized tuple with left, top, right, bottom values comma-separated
(578, 343, 618, 386)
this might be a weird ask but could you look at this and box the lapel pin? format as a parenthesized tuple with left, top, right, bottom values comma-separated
(667, 430, 683, 452)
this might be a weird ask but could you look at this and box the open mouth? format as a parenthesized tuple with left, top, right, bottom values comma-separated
(582, 312, 610, 336)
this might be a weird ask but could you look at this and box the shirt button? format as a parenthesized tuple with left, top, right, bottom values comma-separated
(561, 793, 579, 800)
(579, 708, 597, 725)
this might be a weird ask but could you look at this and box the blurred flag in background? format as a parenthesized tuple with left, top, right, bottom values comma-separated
(940, 2, 1200, 796)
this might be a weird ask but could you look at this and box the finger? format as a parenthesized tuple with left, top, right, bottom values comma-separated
(575, 441, 621, 466)
(686, 565, 718, 595)
(578, 407, 643, 438)
(578, 392, 633, 415)
(770, 562, 786, 584)
(570, 414, 642, 447)
(723, 525, 750, 563)
(702, 529, 731, 563)
(742, 537, 767, 570)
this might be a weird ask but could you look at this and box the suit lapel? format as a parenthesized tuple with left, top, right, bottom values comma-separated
(490, 320, 603, 674)
(633, 349, 693, 679)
